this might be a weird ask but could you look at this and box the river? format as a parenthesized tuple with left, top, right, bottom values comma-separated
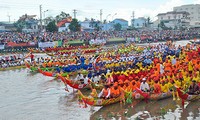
(0, 40, 200, 120)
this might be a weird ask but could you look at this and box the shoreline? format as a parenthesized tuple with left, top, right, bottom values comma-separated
(0, 65, 26, 71)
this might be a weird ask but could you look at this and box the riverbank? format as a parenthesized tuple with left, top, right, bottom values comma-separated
(0, 65, 26, 71)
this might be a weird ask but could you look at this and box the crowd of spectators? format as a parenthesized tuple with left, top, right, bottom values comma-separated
(0, 28, 200, 45)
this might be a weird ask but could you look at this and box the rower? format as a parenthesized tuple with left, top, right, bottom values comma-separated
(75, 72, 83, 81)
(110, 82, 121, 98)
(98, 84, 111, 99)
(153, 80, 161, 93)
(140, 78, 150, 92)
(106, 74, 113, 85)
(188, 80, 200, 95)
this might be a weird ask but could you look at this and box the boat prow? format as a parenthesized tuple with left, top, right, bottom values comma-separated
(176, 87, 200, 101)
(58, 75, 88, 90)
(38, 67, 56, 77)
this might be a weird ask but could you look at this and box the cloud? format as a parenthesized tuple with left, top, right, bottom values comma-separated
(134, 0, 185, 21)
(193, 0, 200, 4)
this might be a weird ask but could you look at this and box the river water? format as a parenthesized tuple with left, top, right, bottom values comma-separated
(0, 40, 200, 120)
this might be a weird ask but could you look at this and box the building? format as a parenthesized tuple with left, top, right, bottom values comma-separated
(80, 19, 95, 32)
(0, 22, 16, 32)
(157, 11, 190, 29)
(112, 18, 128, 30)
(174, 4, 200, 26)
(131, 17, 147, 28)
(17, 14, 39, 32)
(101, 23, 114, 31)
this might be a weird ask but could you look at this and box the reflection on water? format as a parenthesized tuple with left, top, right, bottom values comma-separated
(0, 67, 200, 120)
(90, 99, 200, 120)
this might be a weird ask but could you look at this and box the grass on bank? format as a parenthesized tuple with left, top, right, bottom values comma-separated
(0, 65, 26, 71)
(108, 38, 125, 41)
(67, 40, 84, 44)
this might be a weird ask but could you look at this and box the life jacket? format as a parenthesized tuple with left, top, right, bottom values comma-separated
(154, 83, 161, 93)
(111, 87, 120, 96)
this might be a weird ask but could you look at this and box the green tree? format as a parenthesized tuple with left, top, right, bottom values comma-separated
(55, 11, 70, 22)
(147, 17, 151, 27)
(89, 18, 101, 31)
(69, 18, 81, 32)
(159, 21, 170, 30)
(46, 20, 58, 32)
(14, 20, 25, 32)
(114, 23, 122, 31)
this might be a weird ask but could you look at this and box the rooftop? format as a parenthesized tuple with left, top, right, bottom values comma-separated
(157, 11, 190, 16)
(57, 17, 72, 27)
(114, 18, 128, 22)
(174, 4, 200, 8)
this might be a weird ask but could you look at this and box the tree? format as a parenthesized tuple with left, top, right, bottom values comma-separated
(147, 17, 150, 27)
(55, 11, 70, 22)
(46, 20, 58, 32)
(94, 22, 101, 31)
(69, 18, 81, 32)
(114, 23, 122, 31)
(89, 18, 95, 28)
(159, 21, 171, 30)
(44, 16, 54, 26)
(89, 18, 101, 31)
(14, 20, 25, 32)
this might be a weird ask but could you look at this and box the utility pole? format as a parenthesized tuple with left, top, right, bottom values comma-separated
(131, 11, 135, 27)
(100, 9, 102, 23)
(73, 9, 77, 19)
(39, 5, 42, 30)
(7, 15, 11, 23)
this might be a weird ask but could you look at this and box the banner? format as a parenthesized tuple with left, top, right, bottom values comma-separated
(89, 38, 106, 45)
(38, 42, 56, 48)
(0, 45, 4, 49)
(58, 40, 62, 46)
(126, 38, 135, 42)
(7, 42, 36, 47)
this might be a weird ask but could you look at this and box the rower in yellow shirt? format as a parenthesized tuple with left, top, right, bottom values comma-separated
(161, 81, 169, 93)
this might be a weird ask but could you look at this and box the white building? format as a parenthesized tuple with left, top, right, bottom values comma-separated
(157, 11, 190, 29)
(80, 20, 95, 32)
(58, 23, 70, 32)
(174, 4, 200, 26)
(131, 17, 147, 28)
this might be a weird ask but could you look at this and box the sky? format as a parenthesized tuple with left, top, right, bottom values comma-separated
(0, 0, 199, 24)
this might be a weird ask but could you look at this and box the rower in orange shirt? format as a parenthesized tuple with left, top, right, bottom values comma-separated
(110, 82, 121, 98)
(98, 84, 111, 99)
(123, 80, 132, 93)
(135, 76, 141, 88)
(153, 80, 161, 94)
(130, 80, 137, 92)
(118, 80, 125, 103)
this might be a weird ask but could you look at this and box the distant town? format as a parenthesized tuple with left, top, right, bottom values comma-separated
(0, 4, 200, 32)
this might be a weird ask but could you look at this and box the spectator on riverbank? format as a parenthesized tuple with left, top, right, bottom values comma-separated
(0, 28, 200, 45)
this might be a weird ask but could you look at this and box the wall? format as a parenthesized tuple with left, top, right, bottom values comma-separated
(132, 18, 147, 28)
(112, 19, 128, 30)
(174, 4, 200, 26)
